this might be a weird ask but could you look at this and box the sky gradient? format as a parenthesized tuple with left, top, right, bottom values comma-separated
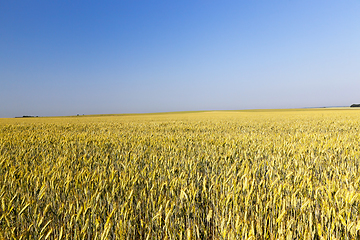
(1, 1, 360, 117)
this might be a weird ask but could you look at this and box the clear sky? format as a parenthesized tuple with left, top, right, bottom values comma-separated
(1, 1, 360, 117)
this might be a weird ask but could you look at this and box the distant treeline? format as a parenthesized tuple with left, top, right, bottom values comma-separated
(15, 116, 39, 118)
(350, 104, 360, 107)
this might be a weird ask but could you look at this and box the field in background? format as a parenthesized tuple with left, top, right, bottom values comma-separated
(1, 108, 360, 239)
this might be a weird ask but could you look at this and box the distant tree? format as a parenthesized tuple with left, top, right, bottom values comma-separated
(350, 104, 360, 107)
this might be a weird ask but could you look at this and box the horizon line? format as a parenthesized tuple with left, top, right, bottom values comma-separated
(5, 105, 357, 119)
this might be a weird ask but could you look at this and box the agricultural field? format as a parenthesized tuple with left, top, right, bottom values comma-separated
(2, 108, 360, 239)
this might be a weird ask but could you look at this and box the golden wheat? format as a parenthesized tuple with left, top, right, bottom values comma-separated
(1, 109, 360, 239)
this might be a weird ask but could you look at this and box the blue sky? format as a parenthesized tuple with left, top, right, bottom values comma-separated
(1, 1, 360, 117)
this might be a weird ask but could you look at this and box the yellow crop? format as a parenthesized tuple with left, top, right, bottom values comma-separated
(1, 109, 360, 239)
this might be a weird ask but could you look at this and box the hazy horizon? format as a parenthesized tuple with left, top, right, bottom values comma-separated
(10, 105, 357, 118)
(1, 1, 360, 118)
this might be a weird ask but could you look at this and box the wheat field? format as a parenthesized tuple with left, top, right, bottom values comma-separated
(1, 109, 360, 239)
